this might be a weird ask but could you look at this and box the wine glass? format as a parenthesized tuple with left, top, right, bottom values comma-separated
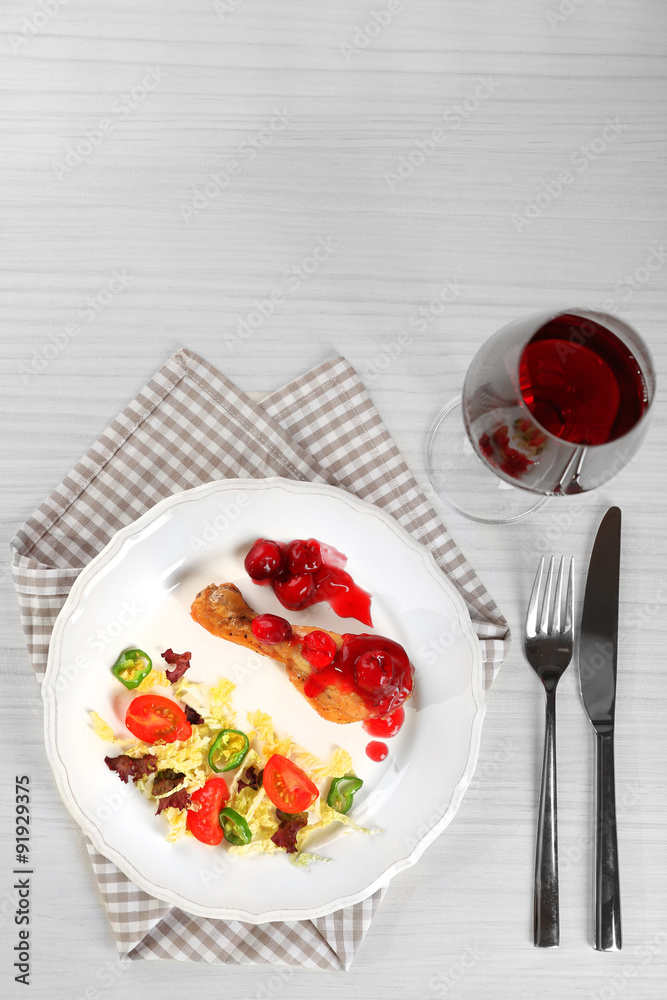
(427, 308, 655, 523)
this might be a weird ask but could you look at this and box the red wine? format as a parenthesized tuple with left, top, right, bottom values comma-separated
(518, 314, 648, 446)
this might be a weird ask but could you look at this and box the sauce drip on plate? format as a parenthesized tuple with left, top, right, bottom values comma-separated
(365, 741, 388, 762)
(363, 706, 405, 739)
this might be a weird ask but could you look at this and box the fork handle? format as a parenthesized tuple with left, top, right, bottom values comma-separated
(595, 730, 622, 951)
(534, 688, 559, 948)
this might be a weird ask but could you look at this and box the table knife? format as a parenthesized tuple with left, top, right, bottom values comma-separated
(579, 506, 622, 951)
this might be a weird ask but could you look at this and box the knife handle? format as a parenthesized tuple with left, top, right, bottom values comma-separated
(534, 689, 559, 948)
(595, 730, 622, 951)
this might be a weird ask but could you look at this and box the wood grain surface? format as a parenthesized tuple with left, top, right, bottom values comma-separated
(1, 1, 666, 998)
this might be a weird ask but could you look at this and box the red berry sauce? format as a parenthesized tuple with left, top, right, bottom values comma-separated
(303, 633, 413, 719)
(301, 630, 337, 671)
(244, 537, 373, 626)
(245, 537, 411, 763)
(363, 706, 405, 739)
(366, 741, 388, 762)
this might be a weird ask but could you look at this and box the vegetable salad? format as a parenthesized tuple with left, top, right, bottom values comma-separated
(93, 656, 373, 866)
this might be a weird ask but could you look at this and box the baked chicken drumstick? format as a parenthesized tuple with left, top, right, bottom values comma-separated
(191, 583, 413, 725)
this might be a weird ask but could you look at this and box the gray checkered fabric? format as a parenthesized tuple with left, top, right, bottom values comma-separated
(11, 349, 510, 969)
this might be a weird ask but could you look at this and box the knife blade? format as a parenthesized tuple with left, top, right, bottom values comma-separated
(579, 505, 622, 951)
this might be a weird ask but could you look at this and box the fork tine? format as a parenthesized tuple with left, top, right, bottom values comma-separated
(552, 556, 565, 634)
(564, 556, 574, 632)
(539, 556, 555, 634)
(526, 556, 545, 637)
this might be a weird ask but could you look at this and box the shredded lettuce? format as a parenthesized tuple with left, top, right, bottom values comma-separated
(89, 711, 133, 745)
(136, 669, 172, 691)
(290, 850, 333, 868)
(207, 677, 237, 729)
(292, 746, 354, 782)
(247, 709, 292, 758)
(162, 806, 188, 843)
(95, 674, 377, 863)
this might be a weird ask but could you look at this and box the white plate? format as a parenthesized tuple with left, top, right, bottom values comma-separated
(43, 477, 485, 922)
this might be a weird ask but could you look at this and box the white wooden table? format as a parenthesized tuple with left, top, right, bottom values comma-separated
(2, 2, 666, 997)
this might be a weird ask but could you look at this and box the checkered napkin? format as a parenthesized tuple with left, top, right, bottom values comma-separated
(11, 349, 510, 970)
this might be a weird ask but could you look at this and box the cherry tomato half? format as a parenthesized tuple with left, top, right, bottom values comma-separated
(263, 754, 319, 814)
(125, 694, 192, 744)
(186, 777, 230, 845)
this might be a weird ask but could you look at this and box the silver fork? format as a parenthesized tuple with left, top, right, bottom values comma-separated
(524, 555, 574, 949)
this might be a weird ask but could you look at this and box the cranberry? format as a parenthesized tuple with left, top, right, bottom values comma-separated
(366, 741, 388, 762)
(251, 613, 292, 645)
(301, 630, 337, 671)
(273, 573, 315, 610)
(355, 650, 393, 694)
(244, 539, 284, 581)
(287, 538, 323, 575)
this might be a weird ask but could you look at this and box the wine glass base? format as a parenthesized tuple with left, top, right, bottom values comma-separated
(427, 398, 549, 524)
